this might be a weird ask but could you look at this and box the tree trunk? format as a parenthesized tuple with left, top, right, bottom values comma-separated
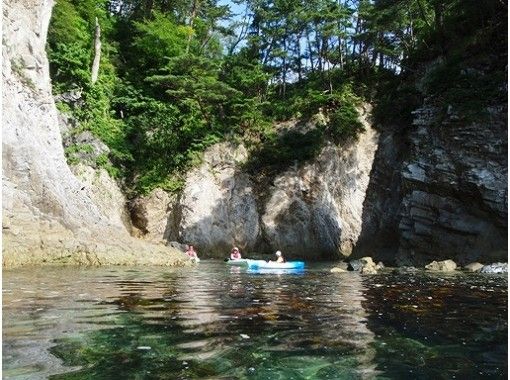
(186, 0, 199, 54)
(91, 17, 101, 84)
(306, 31, 315, 72)
(282, 36, 287, 98)
(352, 15, 360, 59)
(296, 32, 302, 81)
(314, 21, 322, 72)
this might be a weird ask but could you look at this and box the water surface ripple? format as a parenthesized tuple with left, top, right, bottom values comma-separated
(3, 261, 507, 379)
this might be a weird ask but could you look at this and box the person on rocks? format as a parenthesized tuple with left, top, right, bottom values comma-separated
(230, 247, 242, 260)
(185, 245, 198, 260)
(270, 250, 285, 263)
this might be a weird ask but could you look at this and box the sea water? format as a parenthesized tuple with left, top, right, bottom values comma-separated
(3, 261, 507, 379)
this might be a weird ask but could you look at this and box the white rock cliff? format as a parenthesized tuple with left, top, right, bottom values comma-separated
(2, 0, 187, 267)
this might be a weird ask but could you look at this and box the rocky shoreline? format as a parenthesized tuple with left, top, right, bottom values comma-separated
(331, 257, 508, 275)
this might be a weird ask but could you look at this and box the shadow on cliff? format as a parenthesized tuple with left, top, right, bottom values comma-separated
(351, 128, 407, 265)
(242, 128, 325, 204)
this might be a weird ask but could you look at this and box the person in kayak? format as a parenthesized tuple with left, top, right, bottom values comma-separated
(186, 245, 198, 259)
(230, 247, 242, 260)
(269, 250, 285, 263)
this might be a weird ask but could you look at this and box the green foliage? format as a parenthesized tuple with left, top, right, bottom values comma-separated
(327, 103, 364, 143)
(132, 12, 190, 69)
(64, 143, 94, 166)
(245, 128, 325, 174)
(96, 153, 122, 178)
(47, 0, 111, 91)
(55, 101, 73, 114)
(370, 0, 507, 126)
(48, 42, 91, 90)
(421, 56, 506, 122)
(46, 0, 505, 195)
(10, 58, 37, 91)
(372, 76, 421, 125)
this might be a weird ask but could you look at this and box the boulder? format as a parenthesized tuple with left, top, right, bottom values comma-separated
(425, 259, 457, 272)
(348, 259, 364, 271)
(361, 264, 378, 275)
(333, 261, 349, 270)
(463, 262, 484, 272)
(480, 263, 508, 274)
(349, 256, 378, 274)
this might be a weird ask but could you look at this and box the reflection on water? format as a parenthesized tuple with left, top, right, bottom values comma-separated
(2, 262, 507, 379)
(363, 272, 508, 379)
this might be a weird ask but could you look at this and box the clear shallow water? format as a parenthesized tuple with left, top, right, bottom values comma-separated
(3, 261, 507, 379)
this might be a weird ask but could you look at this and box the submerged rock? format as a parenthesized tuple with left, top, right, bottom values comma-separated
(480, 263, 508, 274)
(425, 259, 457, 272)
(463, 262, 484, 272)
(392, 266, 419, 274)
(330, 267, 348, 273)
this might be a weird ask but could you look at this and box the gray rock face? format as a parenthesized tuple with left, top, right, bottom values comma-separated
(167, 107, 378, 259)
(397, 105, 507, 265)
(129, 188, 179, 242)
(352, 129, 405, 263)
(355, 96, 507, 265)
(2, 0, 186, 267)
(177, 143, 261, 256)
(70, 164, 131, 232)
(261, 107, 379, 259)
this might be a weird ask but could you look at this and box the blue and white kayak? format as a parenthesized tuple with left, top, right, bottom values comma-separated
(247, 261, 305, 270)
(247, 267, 305, 275)
(225, 258, 250, 266)
(226, 259, 267, 266)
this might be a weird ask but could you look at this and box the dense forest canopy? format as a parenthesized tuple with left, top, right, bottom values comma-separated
(47, 0, 507, 194)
